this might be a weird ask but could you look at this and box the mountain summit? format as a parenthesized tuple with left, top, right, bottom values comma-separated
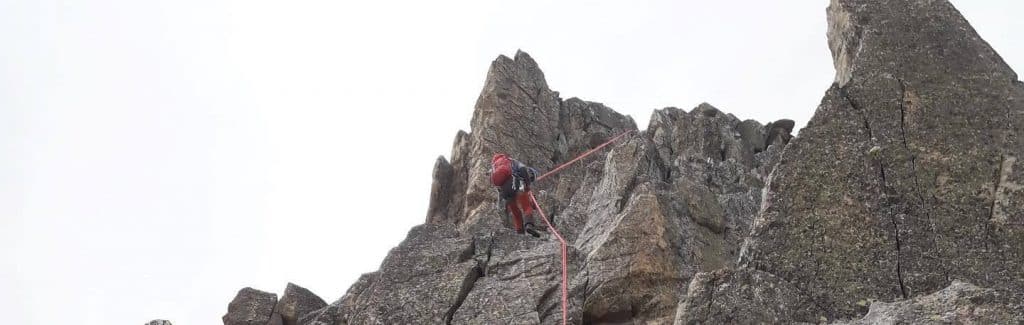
(217, 0, 1024, 323)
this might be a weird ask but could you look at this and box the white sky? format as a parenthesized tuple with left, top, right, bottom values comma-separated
(2, 1, 1021, 324)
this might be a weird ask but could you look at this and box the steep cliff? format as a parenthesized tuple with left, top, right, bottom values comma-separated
(678, 0, 1024, 323)
(301, 50, 789, 324)
(219, 0, 1024, 324)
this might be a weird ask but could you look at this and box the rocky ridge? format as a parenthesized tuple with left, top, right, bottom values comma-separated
(218, 0, 1024, 324)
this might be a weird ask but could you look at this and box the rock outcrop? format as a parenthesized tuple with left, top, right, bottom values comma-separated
(837, 281, 1024, 324)
(273, 283, 327, 325)
(705, 0, 1024, 322)
(216, 0, 1024, 324)
(335, 225, 480, 324)
(223, 288, 278, 325)
(331, 50, 791, 324)
(673, 267, 825, 324)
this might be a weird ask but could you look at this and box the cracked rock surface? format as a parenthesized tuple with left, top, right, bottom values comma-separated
(273, 283, 327, 325)
(835, 281, 1024, 324)
(223, 288, 278, 325)
(334, 50, 789, 324)
(726, 0, 1024, 322)
(216, 0, 1024, 324)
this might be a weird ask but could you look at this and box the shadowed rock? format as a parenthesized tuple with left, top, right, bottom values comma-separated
(731, 0, 1024, 321)
(272, 282, 326, 325)
(836, 281, 1024, 324)
(299, 273, 378, 325)
(674, 267, 825, 324)
(217, 1, 1024, 321)
(339, 225, 479, 324)
(222, 287, 277, 325)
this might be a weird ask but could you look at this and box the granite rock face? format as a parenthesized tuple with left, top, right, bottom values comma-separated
(673, 267, 824, 325)
(223, 288, 278, 325)
(273, 283, 327, 325)
(837, 281, 1024, 324)
(217, 0, 1024, 323)
(351, 50, 790, 324)
(342, 225, 479, 324)
(299, 273, 377, 325)
(724, 0, 1024, 321)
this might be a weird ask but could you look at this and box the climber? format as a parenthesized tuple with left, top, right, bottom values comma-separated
(491, 153, 541, 237)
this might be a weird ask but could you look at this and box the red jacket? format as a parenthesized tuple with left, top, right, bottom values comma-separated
(491, 153, 538, 200)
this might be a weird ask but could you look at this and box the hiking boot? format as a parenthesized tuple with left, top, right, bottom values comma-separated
(524, 222, 541, 238)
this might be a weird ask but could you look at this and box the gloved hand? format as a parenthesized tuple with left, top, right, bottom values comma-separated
(527, 167, 539, 183)
(515, 166, 537, 186)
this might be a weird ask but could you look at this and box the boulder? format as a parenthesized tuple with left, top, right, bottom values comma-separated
(764, 118, 795, 147)
(222, 287, 277, 325)
(272, 282, 327, 325)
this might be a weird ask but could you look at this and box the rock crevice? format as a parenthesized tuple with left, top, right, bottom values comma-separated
(215, 1, 1024, 324)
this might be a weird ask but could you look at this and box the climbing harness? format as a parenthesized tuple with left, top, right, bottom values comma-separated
(528, 129, 634, 325)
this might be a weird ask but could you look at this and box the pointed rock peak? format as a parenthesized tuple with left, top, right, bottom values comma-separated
(481, 49, 550, 97)
(274, 283, 327, 325)
(692, 102, 721, 117)
(827, 0, 1017, 86)
(469, 49, 561, 168)
(282, 282, 323, 303)
(513, 49, 530, 60)
(223, 287, 277, 325)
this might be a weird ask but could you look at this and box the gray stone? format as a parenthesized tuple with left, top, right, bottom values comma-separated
(835, 281, 1024, 324)
(217, 2, 1024, 317)
(674, 267, 825, 324)
(765, 118, 795, 148)
(425, 156, 455, 224)
(340, 225, 480, 324)
(736, 119, 767, 155)
(737, 0, 1024, 320)
(222, 287, 277, 325)
(145, 321, 172, 325)
(421, 48, 784, 323)
(452, 234, 581, 324)
(267, 313, 284, 325)
(299, 272, 378, 325)
(273, 282, 327, 325)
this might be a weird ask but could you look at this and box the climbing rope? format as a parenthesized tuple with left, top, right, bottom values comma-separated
(537, 130, 635, 182)
(528, 129, 633, 325)
(528, 192, 567, 325)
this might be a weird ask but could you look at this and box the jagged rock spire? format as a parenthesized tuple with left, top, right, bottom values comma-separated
(212, 1, 1024, 323)
(682, 0, 1024, 322)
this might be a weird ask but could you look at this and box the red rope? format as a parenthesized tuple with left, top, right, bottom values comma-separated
(537, 130, 634, 182)
(529, 191, 568, 325)
(526, 130, 632, 325)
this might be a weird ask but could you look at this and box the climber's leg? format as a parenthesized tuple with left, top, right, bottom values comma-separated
(506, 201, 524, 234)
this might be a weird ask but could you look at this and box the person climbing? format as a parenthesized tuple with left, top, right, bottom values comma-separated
(491, 153, 541, 237)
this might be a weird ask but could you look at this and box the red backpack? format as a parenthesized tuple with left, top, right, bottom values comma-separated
(491, 154, 512, 186)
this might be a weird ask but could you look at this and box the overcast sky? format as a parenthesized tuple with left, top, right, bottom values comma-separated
(2, 1, 1021, 324)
